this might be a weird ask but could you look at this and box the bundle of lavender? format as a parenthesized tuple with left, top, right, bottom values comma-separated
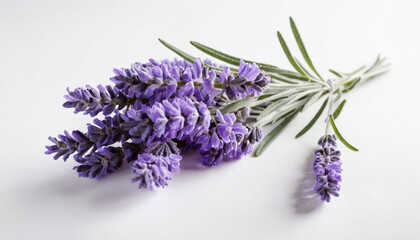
(46, 18, 389, 202)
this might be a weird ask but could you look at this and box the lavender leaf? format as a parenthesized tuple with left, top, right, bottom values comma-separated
(329, 115, 359, 152)
(333, 99, 347, 119)
(295, 98, 328, 138)
(289, 17, 324, 81)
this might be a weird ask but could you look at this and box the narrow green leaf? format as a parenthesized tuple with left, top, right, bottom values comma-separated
(289, 17, 324, 81)
(329, 69, 343, 77)
(343, 77, 361, 93)
(158, 39, 196, 63)
(254, 109, 301, 157)
(259, 65, 309, 80)
(363, 55, 381, 74)
(266, 74, 297, 84)
(329, 115, 359, 151)
(345, 65, 366, 76)
(364, 69, 389, 81)
(256, 99, 285, 121)
(158, 39, 240, 73)
(219, 97, 257, 114)
(295, 98, 328, 138)
(272, 110, 295, 124)
(333, 99, 346, 119)
(295, 58, 316, 79)
(333, 90, 342, 103)
(190, 41, 307, 81)
(190, 41, 278, 69)
(256, 94, 274, 101)
(277, 31, 309, 78)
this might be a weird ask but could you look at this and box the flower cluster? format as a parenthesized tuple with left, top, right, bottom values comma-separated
(313, 135, 342, 202)
(46, 58, 266, 190)
(197, 109, 263, 166)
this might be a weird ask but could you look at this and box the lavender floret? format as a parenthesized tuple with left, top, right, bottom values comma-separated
(197, 110, 262, 166)
(131, 153, 182, 190)
(220, 60, 270, 100)
(87, 115, 124, 149)
(145, 139, 180, 157)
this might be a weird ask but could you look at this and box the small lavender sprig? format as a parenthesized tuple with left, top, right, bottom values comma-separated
(313, 135, 342, 202)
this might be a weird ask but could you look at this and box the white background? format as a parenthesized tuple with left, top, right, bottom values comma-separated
(1, 0, 420, 239)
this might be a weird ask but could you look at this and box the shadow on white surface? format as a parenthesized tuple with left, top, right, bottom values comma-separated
(16, 163, 155, 211)
(293, 152, 323, 214)
(15, 151, 229, 212)
(178, 149, 240, 171)
(178, 150, 207, 171)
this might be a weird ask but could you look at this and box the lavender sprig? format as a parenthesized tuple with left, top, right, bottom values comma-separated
(46, 17, 389, 196)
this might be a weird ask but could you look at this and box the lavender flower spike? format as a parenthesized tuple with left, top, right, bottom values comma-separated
(63, 85, 127, 117)
(313, 134, 342, 202)
(45, 130, 93, 161)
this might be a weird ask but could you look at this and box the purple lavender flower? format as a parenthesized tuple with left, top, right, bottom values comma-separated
(220, 60, 270, 100)
(73, 146, 124, 179)
(159, 97, 211, 142)
(215, 110, 248, 143)
(196, 66, 222, 106)
(313, 135, 342, 202)
(161, 99, 185, 139)
(119, 104, 153, 143)
(122, 142, 145, 162)
(119, 96, 211, 146)
(131, 153, 182, 190)
(190, 101, 211, 139)
(45, 130, 93, 161)
(63, 85, 127, 117)
(147, 103, 168, 139)
(145, 139, 180, 157)
(111, 58, 222, 107)
(46, 114, 126, 161)
(238, 60, 270, 95)
(253, 72, 270, 92)
(87, 115, 123, 149)
(220, 67, 244, 100)
(235, 106, 251, 123)
(110, 67, 144, 98)
(196, 128, 223, 152)
(200, 148, 224, 166)
(197, 110, 261, 166)
(236, 125, 263, 156)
